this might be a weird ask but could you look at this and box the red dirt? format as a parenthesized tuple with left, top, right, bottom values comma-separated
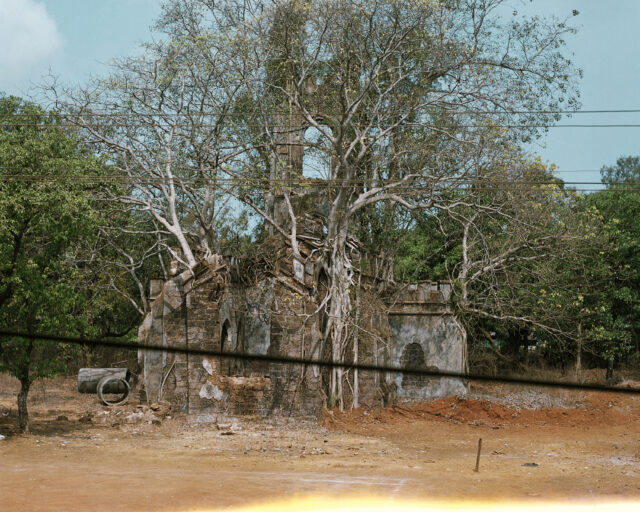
(323, 394, 638, 432)
(2, 375, 640, 511)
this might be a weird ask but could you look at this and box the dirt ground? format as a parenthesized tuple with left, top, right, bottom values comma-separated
(1, 374, 640, 511)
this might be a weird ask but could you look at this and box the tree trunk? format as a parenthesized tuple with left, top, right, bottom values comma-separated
(82, 343, 91, 367)
(18, 378, 30, 434)
(352, 343, 359, 409)
(352, 273, 361, 410)
(324, 230, 353, 411)
(606, 358, 614, 381)
(574, 323, 582, 382)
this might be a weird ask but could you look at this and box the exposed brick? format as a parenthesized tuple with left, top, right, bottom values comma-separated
(139, 255, 466, 416)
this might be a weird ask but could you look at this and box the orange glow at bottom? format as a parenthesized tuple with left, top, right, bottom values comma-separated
(183, 496, 640, 512)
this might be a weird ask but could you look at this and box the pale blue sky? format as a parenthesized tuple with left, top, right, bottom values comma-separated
(0, 0, 161, 92)
(1, 0, 639, 185)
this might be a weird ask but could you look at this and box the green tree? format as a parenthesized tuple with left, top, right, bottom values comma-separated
(0, 96, 102, 433)
(580, 160, 640, 371)
(600, 156, 640, 186)
(395, 155, 606, 374)
(528, 183, 638, 380)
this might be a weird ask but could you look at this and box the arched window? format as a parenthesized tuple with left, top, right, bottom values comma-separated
(303, 126, 332, 180)
(230, 319, 245, 376)
(400, 343, 429, 389)
(220, 320, 231, 353)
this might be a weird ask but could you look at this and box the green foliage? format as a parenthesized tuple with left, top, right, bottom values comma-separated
(582, 181, 640, 361)
(0, 95, 103, 384)
(394, 212, 461, 282)
(397, 153, 640, 370)
(393, 153, 624, 369)
(601, 156, 640, 186)
(533, 166, 640, 365)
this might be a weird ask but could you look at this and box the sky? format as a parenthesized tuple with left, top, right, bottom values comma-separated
(0, 0, 161, 91)
(1, 0, 639, 186)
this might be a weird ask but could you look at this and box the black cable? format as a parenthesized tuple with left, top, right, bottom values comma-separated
(3, 108, 640, 118)
(0, 175, 625, 186)
(7, 122, 640, 129)
(0, 173, 636, 189)
(1, 329, 638, 395)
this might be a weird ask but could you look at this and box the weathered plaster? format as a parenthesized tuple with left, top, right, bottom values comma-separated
(389, 314, 467, 399)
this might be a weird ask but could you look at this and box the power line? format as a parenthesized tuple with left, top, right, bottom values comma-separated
(0, 166, 614, 174)
(0, 180, 636, 193)
(4, 108, 640, 118)
(7, 122, 640, 129)
(0, 177, 612, 185)
(0, 173, 626, 186)
(1, 329, 638, 396)
(0, 174, 636, 192)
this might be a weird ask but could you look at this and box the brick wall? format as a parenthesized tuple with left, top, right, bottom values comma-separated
(140, 262, 466, 416)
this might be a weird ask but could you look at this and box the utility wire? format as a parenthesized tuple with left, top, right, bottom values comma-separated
(0, 175, 635, 192)
(0, 173, 631, 187)
(4, 108, 640, 118)
(0, 166, 615, 174)
(7, 122, 640, 129)
(0, 180, 634, 192)
(0, 176, 622, 186)
(1, 329, 638, 396)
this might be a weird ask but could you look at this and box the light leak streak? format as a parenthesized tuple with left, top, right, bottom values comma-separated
(183, 497, 640, 512)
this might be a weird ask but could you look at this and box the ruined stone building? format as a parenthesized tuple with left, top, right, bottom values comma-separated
(137, 98, 467, 416)
(138, 243, 467, 416)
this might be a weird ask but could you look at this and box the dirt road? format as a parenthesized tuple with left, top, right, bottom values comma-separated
(1, 377, 640, 511)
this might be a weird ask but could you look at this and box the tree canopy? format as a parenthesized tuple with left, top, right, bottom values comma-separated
(46, 0, 588, 408)
(0, 96, 103, 432)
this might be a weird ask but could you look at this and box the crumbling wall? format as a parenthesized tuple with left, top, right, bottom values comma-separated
(140, 264, 467, 416)
(187, 273, 279, 417)
(387, 282, 467, 401)
(389, 314, 467, 399)
(257, 277, 320, 415)
(141, 260, 326, 417)
(139, 272, 192, 410)
(194, 275, 324, 417)
(230, 279, 274, 378)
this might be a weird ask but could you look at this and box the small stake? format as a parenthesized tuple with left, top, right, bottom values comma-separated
(474, 437, 482, 472)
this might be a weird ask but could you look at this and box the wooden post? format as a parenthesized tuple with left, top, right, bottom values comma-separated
(474, 438, 482, 472)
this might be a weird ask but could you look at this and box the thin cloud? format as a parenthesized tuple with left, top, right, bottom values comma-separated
(0, 0, 62, 77)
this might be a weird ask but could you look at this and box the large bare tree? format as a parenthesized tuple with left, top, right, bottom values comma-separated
(156, 0, 579, 406)
(49, 36, 251, 269)
(55, 0, 580, 408)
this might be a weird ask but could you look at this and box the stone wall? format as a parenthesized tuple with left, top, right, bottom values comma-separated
(139, 259, 325, 417)
(387, 282, 467, 401)
(139, 264, 467, 416)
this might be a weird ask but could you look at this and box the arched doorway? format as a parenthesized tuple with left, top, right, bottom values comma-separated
(400, 343, 429, 390)
(230, 319, 245, 376)
(220, 320, 231, 353)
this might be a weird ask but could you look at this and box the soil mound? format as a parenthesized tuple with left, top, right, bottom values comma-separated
(323, 395, 640, 432)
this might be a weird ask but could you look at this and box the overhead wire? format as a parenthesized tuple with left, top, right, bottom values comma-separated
(0, 174, 636, 192)
(0, 175, 625, 186)
(6, 121, 640, 129)
(3, 107, 640, 118)
(0, 181, 635, 193)
(0, 166, 617, 175)
(2, 111, 638, 191)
